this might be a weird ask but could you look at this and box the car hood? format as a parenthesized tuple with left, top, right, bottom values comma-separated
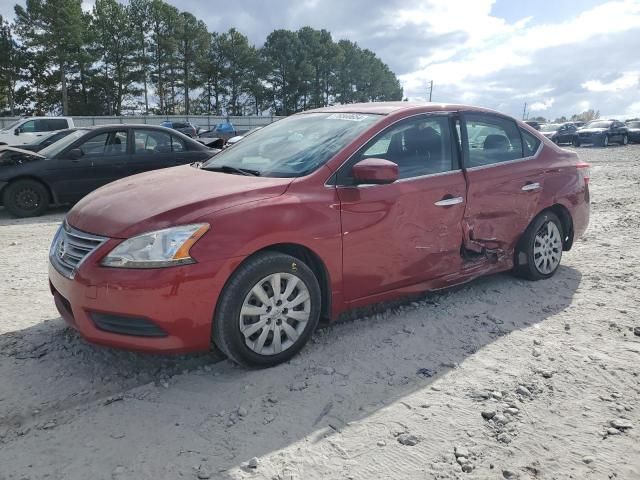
(66, 165, 294, 238)
(0, 146, 44, 168)
(579, 128, 607, 134)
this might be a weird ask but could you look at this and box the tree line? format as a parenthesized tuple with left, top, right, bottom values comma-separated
(0, 0, 403, 117)
(529, 109, 601, 124)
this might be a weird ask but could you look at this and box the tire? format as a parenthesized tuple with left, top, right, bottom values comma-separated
(602, 135, 609, 147)
(514, 211, 564, 281)
(3, 179, 50, 217)
(573, 137, 580, 147)
(212, 251, 322, 367)
(622, 135, 628, 145)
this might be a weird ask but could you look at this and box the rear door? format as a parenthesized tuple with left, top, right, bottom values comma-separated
(128, 128, 176, 175)
(337, 113, 467, 301)
(460, 112, 544, 253)
(48, 129, 130, 203)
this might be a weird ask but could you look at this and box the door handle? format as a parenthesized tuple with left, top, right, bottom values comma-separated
(521, 182, 541, 191)
(434, 196, 464, 207)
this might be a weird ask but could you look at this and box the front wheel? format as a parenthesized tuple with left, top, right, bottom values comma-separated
(3, 179, 50, 217)
(602, 135, 609, 147)
(622, 135, 628, 145)
(514, 212, 564, 281)
(212, 251, 321, 367)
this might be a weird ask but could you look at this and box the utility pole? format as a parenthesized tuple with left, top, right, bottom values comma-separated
(427, 80, 434, 102)
(522, 102, 528, 120)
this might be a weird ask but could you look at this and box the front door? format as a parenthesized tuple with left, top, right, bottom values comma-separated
(337, 114, 467, 301)
(47, 129, 130, 203)
(460, 112, 544, 253)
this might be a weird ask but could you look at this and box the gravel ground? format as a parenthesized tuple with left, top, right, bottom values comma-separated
(0, 145, 639, 480)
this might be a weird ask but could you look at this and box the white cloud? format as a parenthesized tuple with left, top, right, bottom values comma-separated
(530, 99, 555, 111)
(399, 0, 640, 117)
(582, 72, 639, 92)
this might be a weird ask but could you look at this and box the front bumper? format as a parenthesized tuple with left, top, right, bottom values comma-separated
(48, 241, 245, 354)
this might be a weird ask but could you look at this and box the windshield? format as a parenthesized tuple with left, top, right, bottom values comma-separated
(586, 121, 612, 129)
(39, 129, 89, 157)
(202, 112, 381, 177)
(626, 121, 640, 128)
(540, 124, 560, 132)
(1, 120, 23, 132)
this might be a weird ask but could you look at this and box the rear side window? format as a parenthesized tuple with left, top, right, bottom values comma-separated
(463, 113, 523, 167)
(520, 129, 541, 157)
(46, 119, 69, 131)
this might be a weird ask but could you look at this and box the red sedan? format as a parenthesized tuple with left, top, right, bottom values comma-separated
(49, 102, 590, 367)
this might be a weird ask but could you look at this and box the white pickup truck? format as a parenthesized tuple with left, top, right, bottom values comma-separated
(0, 117, 75, 146)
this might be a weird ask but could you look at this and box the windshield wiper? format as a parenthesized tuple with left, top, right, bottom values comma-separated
(202, 164, 260, 176)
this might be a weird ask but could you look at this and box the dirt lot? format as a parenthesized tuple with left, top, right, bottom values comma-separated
(1, 145, 639, 480)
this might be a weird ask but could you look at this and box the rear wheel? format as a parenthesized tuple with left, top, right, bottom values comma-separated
(3, 179, 50, 217)
(572, 137, 580, 147)
(212, 251, 321, 367)
(514, 212, 564, 281)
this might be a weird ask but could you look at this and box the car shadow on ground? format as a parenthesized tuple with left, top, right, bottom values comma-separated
(0, 206, 68, 227)
(0, 265, 583, 477)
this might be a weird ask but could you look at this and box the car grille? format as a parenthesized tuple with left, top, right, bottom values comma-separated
(50, 222, 107, 279)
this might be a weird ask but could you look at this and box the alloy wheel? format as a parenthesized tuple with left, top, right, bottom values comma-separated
(15, 187, 41, 211)
(533, 221, 562, 275)
(239, 273, 311, 355)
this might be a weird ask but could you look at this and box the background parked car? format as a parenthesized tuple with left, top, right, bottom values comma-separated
(539, 122, 578, 145)
(524, 120, 542, 130)
(572, 120, 586, 128)
(0, 117, 74, 146)
(10, 128, 78, 152)
(625, 120, 640, 143)
(160, 121, 198, 138)
(0, 124, 216, 217)
(576, 120, 628, 147)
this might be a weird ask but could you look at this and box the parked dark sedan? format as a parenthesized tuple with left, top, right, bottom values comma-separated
(0, 125, 216, 217)
(625, 120, 640, 143)
(576, 120, 628, 147)
(539, 122, 578, 145)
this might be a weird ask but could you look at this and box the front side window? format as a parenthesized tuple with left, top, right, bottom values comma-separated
(463, 113, 523, 167)
(202, 113, 380, 177)
(20, 120, 36, 133)
(79, 131, 128, 157)
(341, 115, 455, 182)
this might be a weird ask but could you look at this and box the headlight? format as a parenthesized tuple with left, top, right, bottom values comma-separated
(101, 224, 209, 268)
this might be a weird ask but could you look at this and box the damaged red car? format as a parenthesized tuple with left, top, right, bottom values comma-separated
(49, 102, 590, 367)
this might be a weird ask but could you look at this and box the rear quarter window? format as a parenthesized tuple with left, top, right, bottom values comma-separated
(521, 129, 541, 157)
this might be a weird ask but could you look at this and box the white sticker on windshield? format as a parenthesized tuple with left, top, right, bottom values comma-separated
(326, 113, 370, 122)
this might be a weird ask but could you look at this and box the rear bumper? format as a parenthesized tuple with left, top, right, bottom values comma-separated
(48, 250, 244, 354)
(577, 133, 605, 145)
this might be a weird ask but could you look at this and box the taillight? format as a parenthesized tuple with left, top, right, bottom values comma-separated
(576, 162, 590, 185)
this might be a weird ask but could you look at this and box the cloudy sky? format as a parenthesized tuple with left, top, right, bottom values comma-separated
(2, 0, 639, 119)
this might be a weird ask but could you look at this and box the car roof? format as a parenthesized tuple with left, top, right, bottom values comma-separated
(303, 101, 510, 117)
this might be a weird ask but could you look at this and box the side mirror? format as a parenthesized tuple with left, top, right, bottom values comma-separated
(14, 128, 21, 136)
(352, 158, 399, 185)
(67, 148, 83, 160)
